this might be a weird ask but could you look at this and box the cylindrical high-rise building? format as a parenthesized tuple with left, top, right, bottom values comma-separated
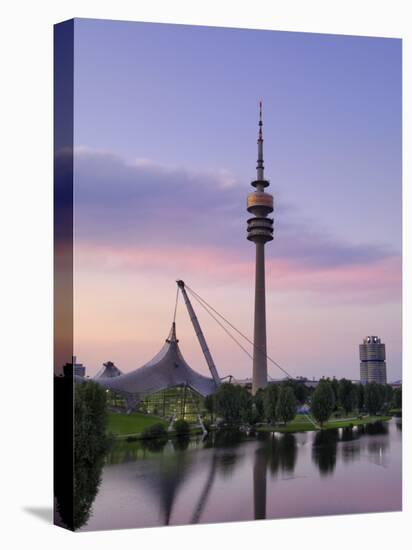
(247, 103, 274, 394)
(359, 335, 387, 384)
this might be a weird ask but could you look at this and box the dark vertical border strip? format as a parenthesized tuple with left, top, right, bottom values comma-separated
(53, 18, 75, 531)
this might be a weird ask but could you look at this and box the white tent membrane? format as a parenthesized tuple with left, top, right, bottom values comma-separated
(94, 361, 123, 379)
(91, 323, 218, 411)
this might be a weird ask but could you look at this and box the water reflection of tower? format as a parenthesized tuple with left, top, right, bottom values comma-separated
(253, 434, 298, 520)
(253, 446, 268, 520)
(247, 102, 274, 394)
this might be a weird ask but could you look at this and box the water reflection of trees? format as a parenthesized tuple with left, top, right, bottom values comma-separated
(366, 437, 390, 468)
(266, 434, 298, 476)
(83, 420, 394, 528)
(206, 428, 246, 448)
(75, 423, 394, 525)
(172, 435, 190, 452)
(142, 436, 168, 453)
(367, 439, 389, 456)
(103, 429, 247, 526)
(360, 421, 389, 436)
(340, 427, 359, 442)
(312, 430, 338, 476)
(312, 421, 393, 473)
(204, 429, 246, 478)
(106, 434, 201, 464)
(340, 427, 361, 463)
(106, 440, 160, 464)
(117, 431, 245, 525)
(72, 450, 106, 530)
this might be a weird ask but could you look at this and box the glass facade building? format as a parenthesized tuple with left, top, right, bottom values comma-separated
(107, 386, 207, 422)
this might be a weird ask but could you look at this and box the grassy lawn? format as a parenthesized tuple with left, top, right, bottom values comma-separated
(108, 412, 204, 439)
(257, 414, 392, 433)
(324, 415, 391, 429)
(257, 414, 317, 433)
(108, 412, 167, 436)
(108, 411, 393, 438)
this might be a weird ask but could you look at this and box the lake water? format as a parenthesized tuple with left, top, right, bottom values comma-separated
(80, 418, 402, 531)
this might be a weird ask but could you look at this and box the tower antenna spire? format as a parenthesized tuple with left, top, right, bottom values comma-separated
(257, 100, 264, 180)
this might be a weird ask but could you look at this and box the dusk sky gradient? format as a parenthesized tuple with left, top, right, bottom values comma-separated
(71, 19, 402, 381)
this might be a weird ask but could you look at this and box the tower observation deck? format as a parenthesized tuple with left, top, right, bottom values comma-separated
(247, 102, 274, 394)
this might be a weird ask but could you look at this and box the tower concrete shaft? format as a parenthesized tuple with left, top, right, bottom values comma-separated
(246, 102, 274, 394)
(253, 242, 268, 392)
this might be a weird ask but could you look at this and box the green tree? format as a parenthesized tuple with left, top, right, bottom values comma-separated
(142, 422, 167, 439)
(311, 379, 335, 427)
(392, 387, 402, 409)
(283, 379, 308, 405)
(214, 383, 248, 425)
(384, 385, 393, 407)
(293, 382, 309, 405)
(263, 383, 279, 424)
(253, 388, 266, 423)
(73, 381, 109, 530)
(330, 377, 340, 410)
(338, 378, 358, 415)
(276, 385, 297, 425)
(240, 390, 255, 425)
(351, 384, 359, 412)
(204, 393, 215, 423)
(174, 418, 190, 437)
(364, 382, 385, 415)
(356, 383, 365, 411)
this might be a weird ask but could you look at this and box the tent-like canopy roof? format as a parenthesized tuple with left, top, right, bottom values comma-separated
(93, 323, 217, 408)
(94, 361, 123, 379)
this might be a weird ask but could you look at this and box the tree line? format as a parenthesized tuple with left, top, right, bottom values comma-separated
(205, 380, 309, 425)
(205, 380, 303, 427)
(205, 378, 401, 428)
(311, 378, 401, 426)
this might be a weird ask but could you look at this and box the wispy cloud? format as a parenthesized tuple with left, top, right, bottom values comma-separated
(67, 148, 400, 301)
(75, 241, 400, 303)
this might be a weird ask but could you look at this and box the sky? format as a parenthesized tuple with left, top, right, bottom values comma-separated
(70, 18, 402, 381)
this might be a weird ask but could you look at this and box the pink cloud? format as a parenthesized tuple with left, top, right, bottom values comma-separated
(75, 241, 401, 303)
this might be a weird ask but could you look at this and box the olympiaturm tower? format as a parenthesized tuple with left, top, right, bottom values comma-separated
(247, 102, 274, 394)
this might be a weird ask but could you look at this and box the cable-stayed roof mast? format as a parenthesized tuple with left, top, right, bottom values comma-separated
(177, 280, 221, 387)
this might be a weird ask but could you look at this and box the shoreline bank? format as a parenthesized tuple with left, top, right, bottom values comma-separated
(108, 411, 394, 439)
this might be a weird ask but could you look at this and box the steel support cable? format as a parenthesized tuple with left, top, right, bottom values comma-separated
(185, 290, 254, 361)
(185, 285, 293, 379)
(187, 285, 292, 378)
